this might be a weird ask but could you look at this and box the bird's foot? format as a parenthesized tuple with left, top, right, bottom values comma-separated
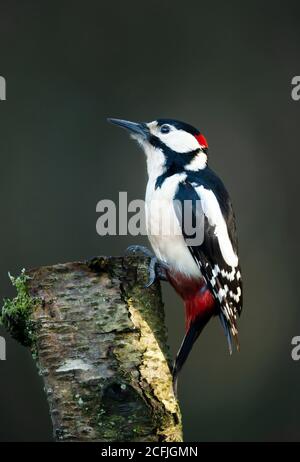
(125, 245, 169, 288)
(144, 255, 169, 288)
(125, 245, 154, 258)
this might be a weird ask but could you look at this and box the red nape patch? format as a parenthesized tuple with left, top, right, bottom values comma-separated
(195, 133, 208, 149)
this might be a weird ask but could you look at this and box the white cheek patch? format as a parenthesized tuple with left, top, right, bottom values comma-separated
(185, 153, 207, 171)
(161, 129, 200, 153)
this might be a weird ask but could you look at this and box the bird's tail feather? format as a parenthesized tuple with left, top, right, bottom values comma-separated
(219, 311, 240, 354)
(172, 308, 212, 395)
(219, 312, 233, 354)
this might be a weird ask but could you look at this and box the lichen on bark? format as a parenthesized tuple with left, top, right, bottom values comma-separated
(1, 256, 182, 442)
(0, 269, 38, 348)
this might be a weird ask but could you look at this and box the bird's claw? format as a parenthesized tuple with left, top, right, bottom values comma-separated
(125, 245, 154, 258)
(144, 256, 169, 288)
(144, 256, 158, 288)
(125, 245, 169, 288)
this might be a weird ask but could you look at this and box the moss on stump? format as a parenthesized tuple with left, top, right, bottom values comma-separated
(1, 257, 182, 442)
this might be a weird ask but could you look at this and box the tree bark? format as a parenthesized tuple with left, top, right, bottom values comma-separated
(3, 256, 182, 442)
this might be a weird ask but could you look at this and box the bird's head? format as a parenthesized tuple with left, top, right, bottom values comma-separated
(108, 118, 208, 178)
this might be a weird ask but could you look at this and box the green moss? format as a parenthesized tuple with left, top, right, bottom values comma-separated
(0, 269, 38, 347)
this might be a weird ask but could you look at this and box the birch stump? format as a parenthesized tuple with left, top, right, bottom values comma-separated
(1, 256, 182, 442)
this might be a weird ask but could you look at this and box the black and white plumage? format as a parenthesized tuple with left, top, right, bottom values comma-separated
(174, 170, 243, 350)
(108, 117, 243, 385)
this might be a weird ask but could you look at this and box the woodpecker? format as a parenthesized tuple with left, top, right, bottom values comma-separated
(108, 117, 243, 393)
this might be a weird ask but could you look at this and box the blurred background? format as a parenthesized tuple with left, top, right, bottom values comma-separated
(0, 0, 299, 442)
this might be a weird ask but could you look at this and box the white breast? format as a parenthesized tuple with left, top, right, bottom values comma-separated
(145, 173, 201, 279)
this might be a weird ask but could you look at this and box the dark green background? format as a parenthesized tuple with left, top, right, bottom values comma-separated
(0, 0, 299, 441)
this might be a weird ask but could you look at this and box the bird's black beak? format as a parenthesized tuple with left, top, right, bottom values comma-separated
(107, 118, 149, 139)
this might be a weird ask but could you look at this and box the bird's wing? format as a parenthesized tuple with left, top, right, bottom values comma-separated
(173, 171, 243, 350)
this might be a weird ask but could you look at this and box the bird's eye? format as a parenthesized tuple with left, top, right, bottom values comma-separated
(160, 124, 171, 134)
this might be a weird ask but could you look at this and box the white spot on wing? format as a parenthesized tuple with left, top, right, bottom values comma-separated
(229, 286, 241, 303)
(195, 185, 238, 267)
(221, 267, 236, 281)
(212, 264, 220, 277)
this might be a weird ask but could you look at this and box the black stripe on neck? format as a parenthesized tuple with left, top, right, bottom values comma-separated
(150, 135, 200, 189)
(155, 164, 181, 189)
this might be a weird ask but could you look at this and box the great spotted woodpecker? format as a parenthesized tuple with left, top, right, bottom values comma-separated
(108, 118, 243, 392)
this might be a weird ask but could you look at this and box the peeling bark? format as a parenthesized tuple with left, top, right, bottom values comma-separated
(7, 256, 182, 442)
